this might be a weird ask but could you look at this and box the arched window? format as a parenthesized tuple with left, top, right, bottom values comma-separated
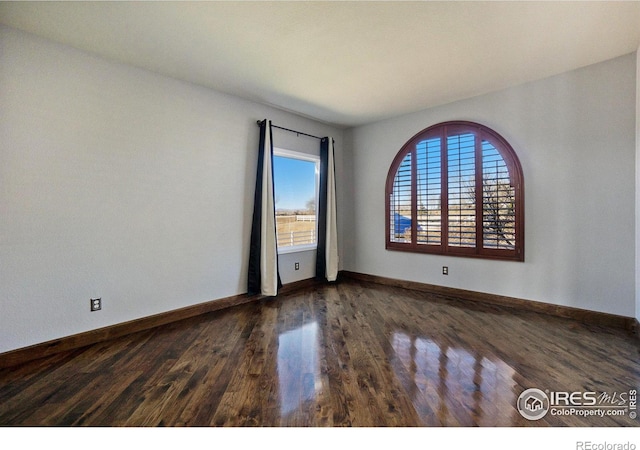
(385, 121, 524, 261)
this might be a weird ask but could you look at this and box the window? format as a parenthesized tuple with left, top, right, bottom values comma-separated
(273, 148, 320, 254)
(385, 121, 524, 261)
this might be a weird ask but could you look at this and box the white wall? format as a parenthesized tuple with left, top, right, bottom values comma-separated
(0, 26, 344, 353)
(345, 53, 637, 317)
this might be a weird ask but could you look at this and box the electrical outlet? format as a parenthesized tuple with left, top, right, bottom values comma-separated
(295, 262, 300, 270)
(442, 266, 449, 275)
(90, 298, 102, 312)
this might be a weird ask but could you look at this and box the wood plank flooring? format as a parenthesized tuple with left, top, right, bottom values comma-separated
(1, 280, 639, 426)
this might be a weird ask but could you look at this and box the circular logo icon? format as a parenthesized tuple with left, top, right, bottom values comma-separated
(517, 388, 550, 420)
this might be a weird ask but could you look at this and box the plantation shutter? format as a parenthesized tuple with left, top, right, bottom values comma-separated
(416, 138, 442, 246)
(385, 121, 524, 261)
(389, 152, 412, 243)
(446, 132, 476, 248)
(481, 140, 516, 250)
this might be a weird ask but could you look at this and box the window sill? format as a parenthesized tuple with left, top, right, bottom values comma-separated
(385, 242, 524, 262)
(278, 244, 317, 255)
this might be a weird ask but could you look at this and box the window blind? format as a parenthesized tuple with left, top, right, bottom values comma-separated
(385, 121, 524, 261)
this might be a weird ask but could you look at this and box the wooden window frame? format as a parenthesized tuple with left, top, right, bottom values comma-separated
(385, 121, 524, 261)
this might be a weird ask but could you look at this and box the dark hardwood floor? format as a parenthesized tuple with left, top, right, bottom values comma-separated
(1, 279, 639, 426)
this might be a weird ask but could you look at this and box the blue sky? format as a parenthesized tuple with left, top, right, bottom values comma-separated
(273, 156, 317, 211)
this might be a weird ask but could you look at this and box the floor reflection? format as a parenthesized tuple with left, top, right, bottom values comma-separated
(277, 321, 320, 416)
(391, 331, 516, 425)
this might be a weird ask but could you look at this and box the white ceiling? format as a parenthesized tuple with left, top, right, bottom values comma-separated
(1, 1, 640, 127)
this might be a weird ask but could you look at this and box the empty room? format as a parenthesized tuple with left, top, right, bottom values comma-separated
(1, 0, 640, 437)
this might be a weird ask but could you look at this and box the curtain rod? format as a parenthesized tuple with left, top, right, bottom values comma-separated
(256, 120, 322, 141)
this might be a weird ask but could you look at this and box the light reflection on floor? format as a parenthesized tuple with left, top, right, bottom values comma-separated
(391, 331, 517, 425)
(274, 323, 519, 424)
(277, 321, 320, 415)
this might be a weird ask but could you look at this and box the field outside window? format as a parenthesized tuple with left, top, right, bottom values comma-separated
(273, 149, 319, 254)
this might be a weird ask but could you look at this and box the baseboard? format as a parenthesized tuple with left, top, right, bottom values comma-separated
(2, 273, 634, 369)
(0, 277, 322, 370)
(339, 270, 636, 332)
